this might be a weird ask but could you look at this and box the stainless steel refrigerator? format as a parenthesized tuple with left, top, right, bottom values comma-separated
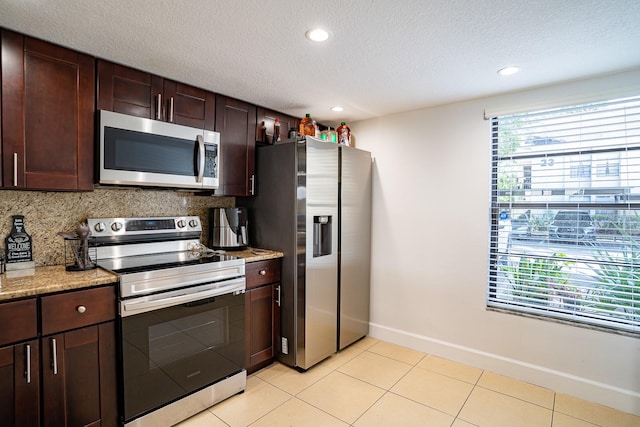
(241, 136, 371, 370)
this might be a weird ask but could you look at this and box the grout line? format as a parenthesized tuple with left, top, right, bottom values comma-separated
(349, 389, 390, 426)
(255, 362, 330, 396)
(473, 383, 555, 411)
(452, 376, 478, 422)
(411, 362, 483, 386)
(245, 395, 295, 427)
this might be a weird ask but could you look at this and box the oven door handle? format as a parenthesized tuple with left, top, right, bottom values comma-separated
(121, 278, 245, 317)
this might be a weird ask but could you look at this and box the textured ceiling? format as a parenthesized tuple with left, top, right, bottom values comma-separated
(1, 0, 640, 126)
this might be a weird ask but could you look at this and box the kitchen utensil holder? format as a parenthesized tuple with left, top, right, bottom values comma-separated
(63, 236, 97, 271)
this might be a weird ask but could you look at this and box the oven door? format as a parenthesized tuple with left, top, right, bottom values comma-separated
(119, 278, 245, 424)
(98, 110, 219, 190)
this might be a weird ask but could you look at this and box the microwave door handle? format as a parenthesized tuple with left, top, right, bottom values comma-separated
(156, 93, 162, 120)
(196, 134, 205, 183)
(168, 97, 174, 123)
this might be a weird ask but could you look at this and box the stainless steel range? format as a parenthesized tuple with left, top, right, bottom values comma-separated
(87, 216, 246, 427)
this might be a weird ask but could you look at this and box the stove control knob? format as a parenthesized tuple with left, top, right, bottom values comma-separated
(94, 222, 106, 233)
(111, 222, 123, 232)
(188, 219, 198, 228)
(177, 219, 187, 228)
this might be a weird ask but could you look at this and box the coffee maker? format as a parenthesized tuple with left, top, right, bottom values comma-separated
(209, 208, 248, 250)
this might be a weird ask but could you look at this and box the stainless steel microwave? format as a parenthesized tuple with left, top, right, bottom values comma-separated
(97, 110, 219, 190)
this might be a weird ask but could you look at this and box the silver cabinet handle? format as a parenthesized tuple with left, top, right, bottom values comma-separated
(77, 305, 87, 314)
(51, 338, 58, 375)
(196, 134, 205, 183)
(25, 344, 31, 384)
(250, 174, 255, 195)
(276, 285, 281, 307)
(259, 270, 266, 276)
(156, 93, 162, 120)
(168, 97, 174, 123)
(13, 153, 18, 186)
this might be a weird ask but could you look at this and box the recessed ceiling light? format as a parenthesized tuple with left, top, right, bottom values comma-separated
(305, 28, 330, 42)
(497, 66, 520, 76)
(331, 106, 343, 112)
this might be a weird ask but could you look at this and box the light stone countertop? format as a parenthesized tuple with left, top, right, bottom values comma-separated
(0, 248, 283, 302)
(0, 265, 119, 302)
(217, 247, 284, 263)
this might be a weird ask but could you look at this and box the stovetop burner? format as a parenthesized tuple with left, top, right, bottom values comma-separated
(86, 216, 246, 299)
(96, 250, 239, 275)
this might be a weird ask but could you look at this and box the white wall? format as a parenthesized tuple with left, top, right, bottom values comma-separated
(351, 69, 640, 416)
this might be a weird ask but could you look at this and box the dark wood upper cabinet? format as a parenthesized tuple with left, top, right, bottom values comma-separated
(163, 80, 215, 130)
(1, 29, 95, 190)
(97, 60, 215, 131)
(215, 95, 257, 196)
(256, 107, 299, 144)
(96, 61, 162, 119)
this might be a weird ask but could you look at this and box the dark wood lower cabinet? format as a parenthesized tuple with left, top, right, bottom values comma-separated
(0, 340, 40, 427)
(245, 259, 281, 373)
(41, 322, 117, 427)
(0, 298, 39, 426)
(0, 286, 117, 427)
(246, 284, 279, 373)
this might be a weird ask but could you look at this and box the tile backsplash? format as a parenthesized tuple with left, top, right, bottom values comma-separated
(0, 188, 233, 266)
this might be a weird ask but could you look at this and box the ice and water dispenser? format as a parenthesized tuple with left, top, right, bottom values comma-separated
(313, 215, 332, 257)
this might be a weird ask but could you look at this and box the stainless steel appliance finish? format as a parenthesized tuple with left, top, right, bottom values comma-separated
(339, 146, 372, 350)
(242, 137, 371, 370)
(209, 207, 249, 250)
(97, 110, 220, 190)
(88, 216, 246, 426)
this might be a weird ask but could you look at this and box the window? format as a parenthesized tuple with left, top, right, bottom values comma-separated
(569, 160, 592, 179)
(523, 165, 532, 190)
(596, 160, 620, 177)
(488, 96, 640, 335)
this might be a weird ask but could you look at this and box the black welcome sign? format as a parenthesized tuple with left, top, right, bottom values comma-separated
(5, 215, 33, 263)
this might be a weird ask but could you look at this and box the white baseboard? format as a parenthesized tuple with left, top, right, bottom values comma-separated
(369, 322, 640, 416)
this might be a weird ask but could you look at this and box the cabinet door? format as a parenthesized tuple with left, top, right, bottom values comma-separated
(42, 322, 117, 427)
(96, 59, 163, 120)
(163, 79, 215, 130)
(215, 96, 256, 196)
(256, 107, 299, 144)
(245, 283, 280, 373)
(0, 298, 37, 347)
(1, 29, 94, 190)
(97, 60, 216, 131)
(0, 340, 40, 427)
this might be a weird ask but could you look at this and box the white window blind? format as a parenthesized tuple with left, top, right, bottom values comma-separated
(488, 96, 640, 335)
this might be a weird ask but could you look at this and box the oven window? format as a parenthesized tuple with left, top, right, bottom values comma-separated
(120, 292, 245, 422)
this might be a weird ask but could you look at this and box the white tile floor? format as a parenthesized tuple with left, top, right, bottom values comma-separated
(177, 337, 640, 427)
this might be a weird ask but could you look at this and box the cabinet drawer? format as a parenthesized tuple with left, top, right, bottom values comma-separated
(0, 298, 37, 346)
(41, 286, 116, 336)
(246, 259, 281, 289)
